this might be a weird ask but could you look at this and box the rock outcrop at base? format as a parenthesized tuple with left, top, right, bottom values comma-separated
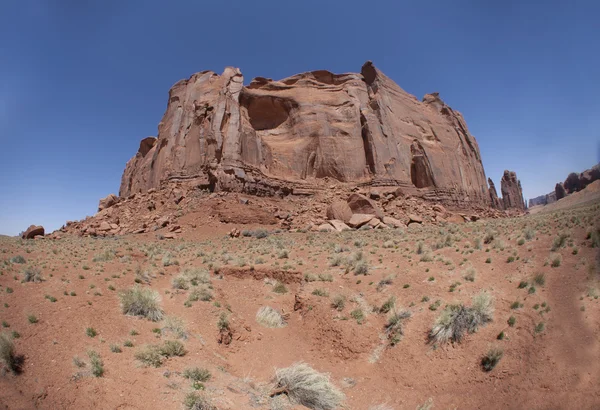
(22, 225, 44, 239)
(119, 62, 491, 208)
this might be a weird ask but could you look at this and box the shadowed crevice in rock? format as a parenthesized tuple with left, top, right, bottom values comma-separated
(360, 112, 376, 175)
(410, 140, 435, 188)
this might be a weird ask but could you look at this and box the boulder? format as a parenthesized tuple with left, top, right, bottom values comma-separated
(369, 189, 382, 200)
(328, 220, 351, 232)
(22, 225, 44, 239)
(317, 223, 336, 232)
(432, 204, 446, 214)
(367, 218, 382, 228)
(382, 216, 404, 228)
(408, 214, 423, 224)
(98, 221, 111, 231)
(98, 194, 118, 212)
(348, 213, 375, 228)
(347, 193, 384, 219)
(326, 201, 353, 224)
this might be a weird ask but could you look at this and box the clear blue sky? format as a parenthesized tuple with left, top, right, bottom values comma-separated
(1, 1, 598, 235)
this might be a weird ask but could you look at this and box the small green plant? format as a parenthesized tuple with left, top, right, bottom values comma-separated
(353, 260, 369, 275)
(485, 258, 491, 264)
(551, 233, 569, 251)
(312, 288, 329, 297)
(506, 256, 515, 263)
(331, 295, 346, 311)
(86, 327, 98, 338)
(350, 309, 365, 324)
(528, 286, 536, 294)
(272, 282, 288, 294)
(183, 367, 211, 382)
(217, 313, 229, 331)
(481, 348, 503, 371)
(88, 350, 104, 377)
(183, 392, 216, 410)
(10, 256, 26, 264)
(110, 344, 122, 353)
(123, 340, 134, 347)
(533, 273, 546, 286)
(134, 340, 186, 367)
(517, 281, 528, 289)
(0, 331, 19, 373)
(510, 301, 522, 310)
(550, 254, 562, 268)
(28, 314, 38, 324)
(379, 296, 396, 314)
(535, 322, 545, 334)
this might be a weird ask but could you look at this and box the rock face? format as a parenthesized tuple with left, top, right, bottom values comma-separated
(119, 62, 490, 207)
(500, 170, 525, 210)
(22, 225, 44, 239)
(528, 191, 557, 207)
(487, 178, 502, 209)
(564, 165, 600, 194)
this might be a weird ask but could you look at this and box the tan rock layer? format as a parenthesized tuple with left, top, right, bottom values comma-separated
(119, 62, 491, 207)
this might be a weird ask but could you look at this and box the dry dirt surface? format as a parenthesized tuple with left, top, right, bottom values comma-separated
(1, 201, 599, 409)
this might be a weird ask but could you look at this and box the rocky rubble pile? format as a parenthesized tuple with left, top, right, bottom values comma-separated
(57, 183, 508, 239)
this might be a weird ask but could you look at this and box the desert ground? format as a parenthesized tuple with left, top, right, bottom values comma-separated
(1, 200, 599, 410)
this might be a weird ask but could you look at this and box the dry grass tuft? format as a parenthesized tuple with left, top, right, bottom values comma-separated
(119, 286, 164, 321)
(429, 292, 493, 344)
(273, 362, 345, 410)
(256, 306, 286, 328)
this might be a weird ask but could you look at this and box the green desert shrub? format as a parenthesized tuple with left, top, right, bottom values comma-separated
(88, 350, 104, 377)
(429, 292, 493, 344)
(331, 295, 346, 311)
(22, 266, 42, 283)
(551, 233, 569, 251)
(119, 286, 164, 321)
(10, 255, 25, 264)
(255, 306, 286, 328)
(273, 362, 345, 410)
(184, 392, 216, 410)
(183, 367, 211, 382)
(162, 316, 188, 339)
(0, 331, 19, 373)
(134, 340, 186, 367)
(481, 348, 503, 372)
(385, 310, 411, 345)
